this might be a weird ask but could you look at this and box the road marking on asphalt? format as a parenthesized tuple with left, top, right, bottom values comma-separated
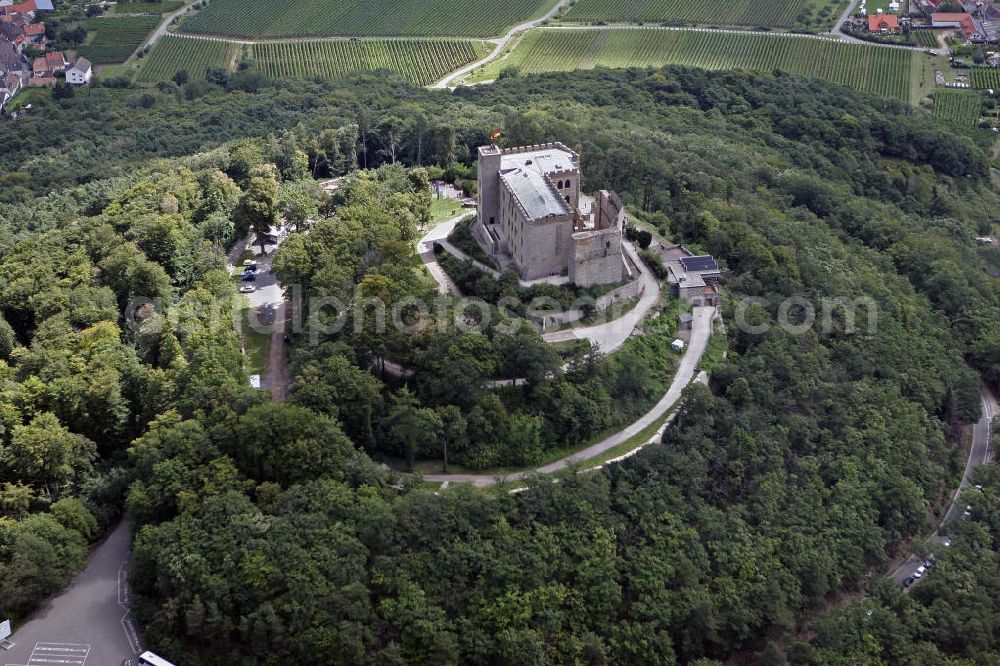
(27, 643, 89, 666)
(118, 561, 143, 655)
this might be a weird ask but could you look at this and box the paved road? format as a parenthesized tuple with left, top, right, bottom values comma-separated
(832, 0, 859, 38)
(1, 521, 144, 666)
(432, 0, 571, 88)
(541, 241, 660, 354)
(230, 235, 289, 400)
(889, 384, 996, 586)
(142, 1, 199, 50)
(416, 216, 463, 295)
(421, 305, 714, 487)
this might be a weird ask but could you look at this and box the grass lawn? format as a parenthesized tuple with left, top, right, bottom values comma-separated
(95, 63, 133, 78)
(699, 322, 728, 372)
(910, 50, 948, 106)
(430, 197, 467, 223)
(4, 87, 49, 111)
(241, 303, 271, 376)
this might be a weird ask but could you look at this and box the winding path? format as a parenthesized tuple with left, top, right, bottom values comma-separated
(139, 1, 200, 53)
(889, 384, 996, 586)
(421, 305, 715, 487)
(416, 214, 661, 354)
(431, 0, 571, 88)
(541, 241, 659, 354)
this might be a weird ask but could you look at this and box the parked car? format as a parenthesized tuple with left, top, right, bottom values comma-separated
(913, 565, 926, 579)
(239, 284, 255, 293)
(243, 260, 258, 271)
(241, 273, 256, 282)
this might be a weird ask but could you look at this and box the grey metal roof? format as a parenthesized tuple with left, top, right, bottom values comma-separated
(500, 166, 569, 221)
(499, 145, 577, 174)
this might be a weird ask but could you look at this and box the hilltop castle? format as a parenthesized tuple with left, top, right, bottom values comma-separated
(473, 142, 625, 287)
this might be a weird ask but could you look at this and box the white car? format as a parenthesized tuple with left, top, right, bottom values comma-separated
(240, 284, 255, 293)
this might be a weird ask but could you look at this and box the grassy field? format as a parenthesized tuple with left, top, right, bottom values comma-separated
(971, 68, 1000, 89)
(430, 197, 467, 223)
(933, 89, 983, 126)
(75, 15, 160, 62)
(136, 35, 243, 82)
(240, 305, 271, 377)
(180, 0, 550, 37)
(466, 28, 916, 101)
(251, 39, 485, 86)
(109, 0, 184, 14)
(562, 0, 849, 30)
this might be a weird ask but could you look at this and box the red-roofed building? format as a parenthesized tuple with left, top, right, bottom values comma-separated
(31, 49, 63, 77)
(0, 0, 35, 17)
(931, 12, 980, 38)
(868, 13, 900, 32)
(23, 21, 43, 41)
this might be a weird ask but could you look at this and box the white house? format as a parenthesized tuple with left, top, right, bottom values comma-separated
(65, 57, 91, 85)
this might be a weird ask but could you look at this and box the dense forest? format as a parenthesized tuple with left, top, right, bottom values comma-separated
(0, 66, 997, 664)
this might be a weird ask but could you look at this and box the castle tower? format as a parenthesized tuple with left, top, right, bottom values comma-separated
(477, 144, 501, 228)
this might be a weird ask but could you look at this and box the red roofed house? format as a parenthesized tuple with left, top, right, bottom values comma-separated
(932, 12, 980, 38)
(868, 13, 900, 32)
(31, 49, 63, 79)
(0, 0, 35, 18)
(23, 21, 43, 41)
(12, 0, 35, 15)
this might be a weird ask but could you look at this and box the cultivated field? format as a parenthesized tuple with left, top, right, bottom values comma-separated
(110, 0, 184, 14)
(971, 69, 1000, 89)
(933, 89, 982, 126)
(469, 28, 915, 101)
(251, 39, 485, 85)
(911, 30, 939, 47)
(563, 0, 848, 30)
(180, 0, 552, 37)
(75, 15, 160, 62)
(136, 36, 243, 82)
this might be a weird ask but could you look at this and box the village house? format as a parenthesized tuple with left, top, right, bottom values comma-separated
(474, 142, 626, 287)
(0, 68, 17, 106)
(29, 49, 61, 86)
(868, 13, 900, 33)
(1, 70, 19, 96)
(653, 243, 721, 307)
(932, 12, 984, 38)
(0, 0, 37, 18)
(0, 39, 24, 75)
(32, 49, 63, 74)
(65, 56, 91, 85)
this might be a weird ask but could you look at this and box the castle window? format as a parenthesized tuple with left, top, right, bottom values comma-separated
(557, 180, 563, 189)
(565, 196, 570, 203)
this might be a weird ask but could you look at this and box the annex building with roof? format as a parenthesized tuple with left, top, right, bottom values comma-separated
(474, 142, 626, 287)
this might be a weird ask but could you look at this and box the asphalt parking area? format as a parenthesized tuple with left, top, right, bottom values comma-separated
(4, 641, 90, 666)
